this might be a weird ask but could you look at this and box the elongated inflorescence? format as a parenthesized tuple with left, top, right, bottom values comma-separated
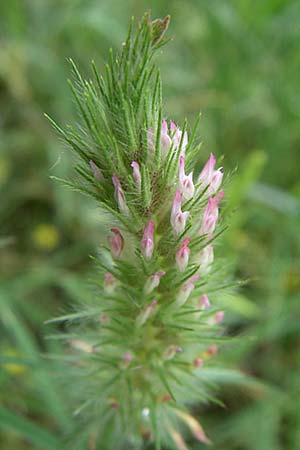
(48, 13, 232, 450)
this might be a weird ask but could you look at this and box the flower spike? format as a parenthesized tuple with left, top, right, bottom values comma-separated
(49, 14, 233, 450)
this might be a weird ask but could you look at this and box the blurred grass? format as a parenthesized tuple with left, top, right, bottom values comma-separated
(1, 1, 300, 449)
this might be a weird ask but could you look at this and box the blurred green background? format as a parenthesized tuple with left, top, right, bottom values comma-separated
(1, 1, 300, 449)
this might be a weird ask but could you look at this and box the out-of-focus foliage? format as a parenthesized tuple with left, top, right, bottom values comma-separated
(0, 1, 299, 450)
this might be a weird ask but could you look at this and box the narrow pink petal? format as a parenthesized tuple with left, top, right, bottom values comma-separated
(131, 161, 141, 187)
(141, 220, 155, 260)
(89, 160, 102, 180)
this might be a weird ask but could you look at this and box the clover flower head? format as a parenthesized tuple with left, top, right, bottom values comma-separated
(48, 13, 232, 450)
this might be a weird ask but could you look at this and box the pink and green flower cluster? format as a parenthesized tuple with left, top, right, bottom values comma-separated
(49, 14, 231, 450)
